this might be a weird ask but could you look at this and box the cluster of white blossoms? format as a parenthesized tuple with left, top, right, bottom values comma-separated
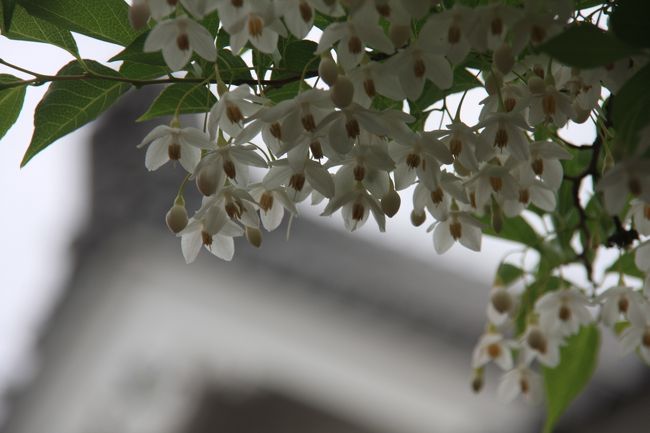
(130, 0, 650, 402)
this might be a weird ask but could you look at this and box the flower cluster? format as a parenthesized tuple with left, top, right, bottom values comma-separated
(130, 0, 650, 405)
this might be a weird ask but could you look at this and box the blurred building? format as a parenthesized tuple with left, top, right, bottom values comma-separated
(1, 90, 649, 433)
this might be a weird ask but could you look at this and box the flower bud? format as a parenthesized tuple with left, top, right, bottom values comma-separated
(410, 209, 426, 227)
(245, 226, 262, 248)
(527, 75, 545, 95)
(166, 204, 188, 234)
(381, 188, 401, 217)
(129, 2, 150, 30)
(390, 24, 410, 49)
(196, 164, 220, 196)
(491, 289, 513, 314)
(493, 42, 514, 75)
(484, 71, 502, 96)
(330, 75, 354, 108)
(572, 102, 591, 124)
(318, 57, 338, 86)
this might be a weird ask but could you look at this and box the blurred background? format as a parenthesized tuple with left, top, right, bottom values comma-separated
(1, 32, 650, 433)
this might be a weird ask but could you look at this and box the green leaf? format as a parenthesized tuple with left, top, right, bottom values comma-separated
(272, 39, 318, 80)
(119, 61, 168, 81)
(482, 215, 541, 248)
(539, 23, 637, 69)
(138, 82, 216, 121)
(607, 252, 643, 279)
(0, 74, 26, 140)
(18, 0, 138, 46)
(21, 60, 131, 166)
(266, 81, 307, 104)
(2, 0, 16, 31)
(543, 325, 600, 433)
(0, 3, 78, 57)
(495, 263, 524, 286)
(110, 31, 166, 67)
(612, 63, 650, 154)
(410, 67, 481, 113)
(611, 0, 650, 49)
(218, 48, 253, 83)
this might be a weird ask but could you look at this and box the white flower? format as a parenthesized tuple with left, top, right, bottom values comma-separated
(634, 242, 650, 292)
(194, 143, 268, 189)
(389, 130, 453, 191)
(419, 4, 476, 65)
(225, 1, 285, 54)
(597, 286, 645, 328)
(209, 85, 268, 138)
(144, 16, 216, 70)
(263, 147, 335, 200)
(465, 162, 519, 211)
(487, 285, 520, 326)
(179, 202, 244, 263)
(385, 41, 452, 101)
(472, 332, 515, 370)
(246, 89, 333, 149)
(328, 132, 395, 199)
(431, 121, 490, 172)
(276, 0, 315, 39)
(502, 161, 556, 217)
(316, 18, 393, 70)
(620, 302, 650, 364)
(431, 210, 483, 254)
(597, 159, 650, 215)
(497, 363, 543, 404)
(348, 61, 405, 107)
(627, 199, 650, 236)
(250, 184, 298, 231)
(137, 124, 207, 172)
(468, 3, 521, 52)
(528, 84, 574, 128)
(322, 181, 386, 232)
(478, 111, 532, 161)
(180, 0, 220, 18)
(535, 288, 592, 338)
(521, 324, 562, 367)
(528, 140, 571, 190)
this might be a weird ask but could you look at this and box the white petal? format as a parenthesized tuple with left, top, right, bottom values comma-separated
(208, 234, 235, 261)
(187, 20, 217, 61)
(433, 221, 454, 254)
(144, 139, 170, 171)
(305, 163, 335, 198)
(181, 229, 203, 263)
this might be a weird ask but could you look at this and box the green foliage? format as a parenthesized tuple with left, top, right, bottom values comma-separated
(543, 325, 600, 433)
(138, 83, 216, 121)
(271, 39, 319, 80)
(410, 68, 482, 113)
(495, 262, 525, 286)
(119, 61, 168, 81)
(0, 3, 78, 57)
(0, 74, 26, 141)
(483, 214, 541, 248)
(612, 64, 650, 155)
(21, 60, 131, 166)
(607, 252, 644, 279)
(539, 23, 637, 69)
(1, 0, 16, 31)
(110, 31, 166, 67)
(266, 81, 307, 104)
(18, 0, 138, 46)
(611, 0, 650, 49)
(217, 49, 253, 83)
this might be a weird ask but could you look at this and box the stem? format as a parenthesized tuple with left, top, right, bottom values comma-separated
(0, 57, 319, 89)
